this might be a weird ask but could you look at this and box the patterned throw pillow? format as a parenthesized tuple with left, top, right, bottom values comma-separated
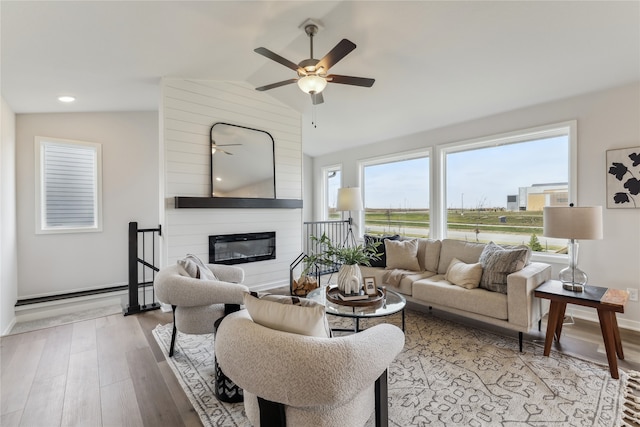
(177, 254, 218, 281)
(479, 242, 530, 293)
(243, 292, 331, 338)
(385, 239, 421, 271)
(444, 258, 483, 289)
(364, 234, 400, 267)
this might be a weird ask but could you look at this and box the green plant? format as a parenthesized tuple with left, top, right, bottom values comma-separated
(310, 233, 382, 266)
(528, 233, 544, 252)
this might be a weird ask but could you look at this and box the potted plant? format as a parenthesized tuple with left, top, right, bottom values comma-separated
(311, 233, 382, 295)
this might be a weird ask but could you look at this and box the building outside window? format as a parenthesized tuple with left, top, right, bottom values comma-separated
(35, 136, 102, 234)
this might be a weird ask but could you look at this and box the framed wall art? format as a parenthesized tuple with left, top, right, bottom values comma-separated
(606, 146, 640, 209)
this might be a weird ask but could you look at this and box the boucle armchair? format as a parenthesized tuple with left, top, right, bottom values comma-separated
(215, 310, 405, 427)
(154, 263, 248, 357)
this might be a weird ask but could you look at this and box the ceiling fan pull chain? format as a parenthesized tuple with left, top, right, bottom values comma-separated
(312, 105, 317, 128)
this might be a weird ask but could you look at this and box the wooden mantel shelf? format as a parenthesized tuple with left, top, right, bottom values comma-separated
(174, 196, 303, 209)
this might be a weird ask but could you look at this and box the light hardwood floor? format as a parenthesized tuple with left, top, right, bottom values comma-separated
(1, 306, 639, 427)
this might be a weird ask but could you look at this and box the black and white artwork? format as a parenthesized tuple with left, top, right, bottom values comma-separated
(606, 146, 640, 209)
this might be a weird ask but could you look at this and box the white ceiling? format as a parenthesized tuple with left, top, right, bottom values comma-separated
(2, 1, 639, 157)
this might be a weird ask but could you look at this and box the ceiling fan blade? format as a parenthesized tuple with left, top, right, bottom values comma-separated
(327, 74, 375, 87)
(316, 39, 356, 72)
(254, 47, 301, 72)
(311, 92, 324, 105)
(255, 78, 298, 91)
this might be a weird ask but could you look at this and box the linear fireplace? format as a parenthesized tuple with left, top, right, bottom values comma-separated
(209, 232, 276, 265)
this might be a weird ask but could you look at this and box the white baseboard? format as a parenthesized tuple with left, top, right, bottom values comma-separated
(565, 306, 640, 333)
(247, 279, 289, 293)
(2, 317, 17, 336)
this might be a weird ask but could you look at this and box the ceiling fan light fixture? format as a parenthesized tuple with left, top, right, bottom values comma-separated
(297, 75, 327, 94)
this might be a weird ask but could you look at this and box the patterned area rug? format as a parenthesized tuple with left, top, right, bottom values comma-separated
(152, 310, 640, 427)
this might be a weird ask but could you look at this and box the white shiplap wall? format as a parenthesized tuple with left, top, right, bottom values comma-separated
(161, 79, 302, 289)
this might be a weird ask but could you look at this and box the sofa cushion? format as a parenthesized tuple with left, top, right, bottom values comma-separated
(417, 238, 441, 272)
(177, 254, 218, 281)
(385, 239, 421, 271)
(479, 242, 530, 294)
(412, 277, 508, 320)
(364, 234, 400, 267)
(243, 292, 330, 338)
(437, 239, 486, 274)
(444, 258, 483, 289)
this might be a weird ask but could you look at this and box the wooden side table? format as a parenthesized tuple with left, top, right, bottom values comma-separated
(534, 280, 629, 379)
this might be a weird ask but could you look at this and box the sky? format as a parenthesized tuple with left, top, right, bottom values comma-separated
(356, 136, 568, 209)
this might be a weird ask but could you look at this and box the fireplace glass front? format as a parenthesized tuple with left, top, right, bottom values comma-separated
(209, 232, 276, 265)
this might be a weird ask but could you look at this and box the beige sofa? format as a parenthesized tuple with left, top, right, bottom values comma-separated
(359, 238, 551, 351)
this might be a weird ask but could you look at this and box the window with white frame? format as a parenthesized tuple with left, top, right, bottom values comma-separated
(440, 122, 574, 253)
(360, 151, 430, 237)
(322, 165, 342, 220)
(35, 136, 102, 234)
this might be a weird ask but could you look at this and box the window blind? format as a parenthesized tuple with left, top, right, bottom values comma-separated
(42, 143, 97, 228)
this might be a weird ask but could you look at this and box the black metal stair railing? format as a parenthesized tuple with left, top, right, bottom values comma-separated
(123, 221, 162, 315)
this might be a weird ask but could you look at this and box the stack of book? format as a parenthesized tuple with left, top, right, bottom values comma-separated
(337, 291, 369, 301)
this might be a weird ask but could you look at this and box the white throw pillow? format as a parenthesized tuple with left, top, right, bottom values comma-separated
(385, 239, 421, 271)
(177, 254, 218, 281)
(243, 292, 330, 338)
(444, 258, 483, 289)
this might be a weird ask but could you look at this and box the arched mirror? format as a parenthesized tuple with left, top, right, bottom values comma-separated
(210, 122, 276, 199)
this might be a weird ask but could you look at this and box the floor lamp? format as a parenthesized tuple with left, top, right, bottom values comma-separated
(543, 204, 603, 292)
(337, 187, 363, 247)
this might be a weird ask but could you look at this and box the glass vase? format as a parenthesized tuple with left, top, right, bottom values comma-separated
(559, 239, 587, 292)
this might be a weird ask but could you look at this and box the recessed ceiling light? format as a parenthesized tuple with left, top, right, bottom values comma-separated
(58, 96, 76, 103)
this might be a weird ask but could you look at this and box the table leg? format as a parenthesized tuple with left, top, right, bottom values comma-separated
(611, 312, 624, 360)
(597, 309, 620, 379)
(401, 309, 405, 332)
(355, 317, 360, 333)
(543, 301, 564, 356)
(554, 302, 567, 342)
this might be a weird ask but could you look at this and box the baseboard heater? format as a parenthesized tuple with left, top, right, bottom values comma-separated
(15, 284, 129, 307)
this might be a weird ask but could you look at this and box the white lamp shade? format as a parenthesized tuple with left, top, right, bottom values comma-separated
(297, 75, 327, 94)
(543, 206, 603, 240)
(337, 187, 363, 212)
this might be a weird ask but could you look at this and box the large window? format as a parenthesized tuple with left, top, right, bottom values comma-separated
(361, 152, 430, 237)
(35, 136, 102, 234)
(441, 122, 574, 253)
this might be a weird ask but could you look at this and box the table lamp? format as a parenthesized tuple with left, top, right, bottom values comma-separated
(543, 204, 603, 292)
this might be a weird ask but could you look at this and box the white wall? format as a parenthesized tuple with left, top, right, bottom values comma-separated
(15, 112, 159, 299)
(312, 82, 640, 330)
(161, 80, 302, 289)
(1, 97, 18, 334)
(303, 154, 314, 223)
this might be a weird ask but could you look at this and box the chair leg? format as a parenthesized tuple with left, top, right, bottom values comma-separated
(375, 369, 389, 427)
(169, 305, 177, 357)
(519, 332, 523, 353)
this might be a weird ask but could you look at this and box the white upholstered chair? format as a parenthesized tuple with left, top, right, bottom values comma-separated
(215, 309, 405, 427)
(154, 263, 248, 357)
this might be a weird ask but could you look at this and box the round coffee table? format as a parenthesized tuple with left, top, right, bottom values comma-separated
(306, 286, 406, 333)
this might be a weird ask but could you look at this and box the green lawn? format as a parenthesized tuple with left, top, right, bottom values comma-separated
(364, 209, 542, 231)
(362, 208, 555, 249)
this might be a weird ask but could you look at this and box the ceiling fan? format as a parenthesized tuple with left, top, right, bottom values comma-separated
(210, 128, 241, 155)
(254, 22, 375, 105)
